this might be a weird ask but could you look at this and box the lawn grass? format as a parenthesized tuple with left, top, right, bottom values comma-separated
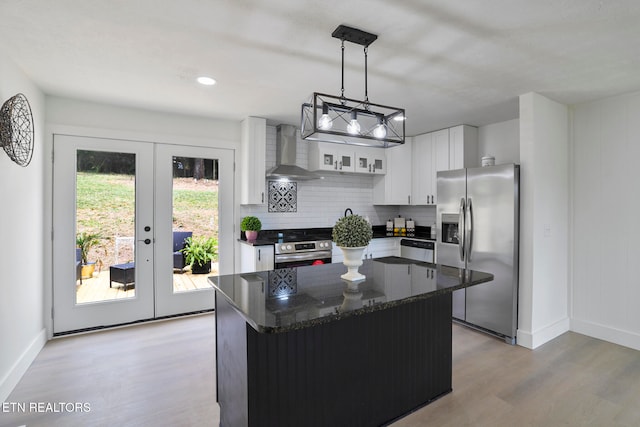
(76, 172, 218, 266)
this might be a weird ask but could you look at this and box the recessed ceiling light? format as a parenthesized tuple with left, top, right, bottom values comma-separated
(197, 76, 216, 86)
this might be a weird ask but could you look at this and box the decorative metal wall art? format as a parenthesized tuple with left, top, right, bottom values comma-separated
(0, 93, 34, 167)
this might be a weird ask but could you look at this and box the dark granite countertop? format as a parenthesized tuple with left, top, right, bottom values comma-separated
(209, 257, 493, 334)
(238, 225, 434, 246)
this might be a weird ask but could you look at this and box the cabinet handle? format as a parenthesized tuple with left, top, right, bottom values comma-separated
(408, 195, 411, 204)
(372, 164, 376, 172)
(258, 249, 261, 261)
(339, 161, 343, 170)
(261, 192, 264, 203)
(369, 164, 371, 172)
(334, 161, 338, 170)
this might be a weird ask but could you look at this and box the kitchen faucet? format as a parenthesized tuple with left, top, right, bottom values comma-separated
(344, 208, 353, 217)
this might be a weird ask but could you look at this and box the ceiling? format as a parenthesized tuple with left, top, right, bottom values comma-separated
(1, 0, 640, 135)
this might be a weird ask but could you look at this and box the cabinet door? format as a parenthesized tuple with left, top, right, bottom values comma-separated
(355, 148, 386, 174)
(373, 140, 412, 205)
(449, 125, 478, 170)
(411, 133, 433, 205)
(239, 244, 274, 272)
(240, 117, 266, 205)
(431, 129, 450, 205)
(255, 246, 274, 271)
(311, 144, 355, 172)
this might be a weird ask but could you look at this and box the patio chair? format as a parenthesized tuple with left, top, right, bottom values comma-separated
(173, 231, 192, 270)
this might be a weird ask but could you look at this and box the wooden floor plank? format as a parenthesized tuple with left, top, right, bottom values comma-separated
(2, 317, 640, 426)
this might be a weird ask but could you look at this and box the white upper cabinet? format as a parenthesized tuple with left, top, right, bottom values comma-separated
(411, 126, 477, 206)
(240, 117, 267, 205)
(449, 125, 479, 170)
(308, 142, 386, 175)
(308, 142, 355, 173)
(372, 138, 412, 205)
(355, 147, 386, 174)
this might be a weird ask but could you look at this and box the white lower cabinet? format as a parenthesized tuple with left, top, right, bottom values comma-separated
(239, 244, 274, 273)
(332, 238, 401, 263)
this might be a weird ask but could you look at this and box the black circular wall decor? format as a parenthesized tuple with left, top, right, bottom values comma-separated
(0, 93, 34, 167)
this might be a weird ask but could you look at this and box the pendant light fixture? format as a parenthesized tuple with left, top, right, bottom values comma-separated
(301, 25, 405, 148)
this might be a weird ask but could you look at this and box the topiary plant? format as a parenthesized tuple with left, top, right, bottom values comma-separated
(240, 216, 262, 232)
(332, 214, 373, 247)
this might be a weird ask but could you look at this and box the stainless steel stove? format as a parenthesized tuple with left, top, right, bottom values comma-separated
(274, 238, 333, 268)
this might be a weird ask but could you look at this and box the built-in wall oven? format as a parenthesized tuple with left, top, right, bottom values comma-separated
(274, 240, 333, 269)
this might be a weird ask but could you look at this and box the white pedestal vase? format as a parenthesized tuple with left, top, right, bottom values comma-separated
(339, 246, 367, 281)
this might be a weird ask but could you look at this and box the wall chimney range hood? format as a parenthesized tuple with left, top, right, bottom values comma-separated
(266, 124, 323, 181)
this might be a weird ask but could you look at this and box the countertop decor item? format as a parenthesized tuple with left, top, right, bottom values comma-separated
(240, 216, 262, 241)
(332, 213, 373, 281)
(0, 93, 34, 167)
(301, 25, 405, 148)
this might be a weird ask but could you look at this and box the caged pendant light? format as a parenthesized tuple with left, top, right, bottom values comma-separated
(301, 25, 405, 148)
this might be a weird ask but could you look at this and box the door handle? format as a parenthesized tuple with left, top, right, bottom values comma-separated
(459, 197, 466, 262)
(466, 198, 473, 262)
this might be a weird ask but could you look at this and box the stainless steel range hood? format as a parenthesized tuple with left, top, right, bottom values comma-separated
(266, 124, 323, 181)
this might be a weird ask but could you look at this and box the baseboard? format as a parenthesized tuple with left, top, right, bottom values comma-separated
(517, 317, 570, 349)
(571, 319, 640, 352)
(0, 328, 46, 402)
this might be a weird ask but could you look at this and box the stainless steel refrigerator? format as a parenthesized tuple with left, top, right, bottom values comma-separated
(436, 163, 519, 344)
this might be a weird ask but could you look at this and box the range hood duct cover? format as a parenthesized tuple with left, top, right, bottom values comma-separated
(266, 124, 322, 181)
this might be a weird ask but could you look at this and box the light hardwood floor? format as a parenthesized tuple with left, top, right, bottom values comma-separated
(2, 315, 639, 427)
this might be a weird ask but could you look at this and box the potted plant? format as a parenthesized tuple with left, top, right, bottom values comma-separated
(76, 231, 102, 279)
(181, 236, 218, 274)
(241, 216, 262, 242)
(332, 214, 373, 281)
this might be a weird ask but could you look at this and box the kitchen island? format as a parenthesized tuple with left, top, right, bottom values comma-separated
(210, 257, 493, 427)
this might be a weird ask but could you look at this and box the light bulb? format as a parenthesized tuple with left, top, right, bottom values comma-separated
(373, 123, 387, 139)
(347, 111, 360, 135)
(347, 119, 361, 135)
(318, 113, 332, 130)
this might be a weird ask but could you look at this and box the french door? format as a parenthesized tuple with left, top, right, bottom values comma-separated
(52, 135, 233, 333)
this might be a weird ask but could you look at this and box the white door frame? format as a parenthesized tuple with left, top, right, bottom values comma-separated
(52, 135, 235, 333)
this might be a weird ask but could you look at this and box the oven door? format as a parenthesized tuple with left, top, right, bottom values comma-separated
(274, 250, 332, 269)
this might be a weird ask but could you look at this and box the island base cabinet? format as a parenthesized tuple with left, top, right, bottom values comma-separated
(215, 292, 453, 427)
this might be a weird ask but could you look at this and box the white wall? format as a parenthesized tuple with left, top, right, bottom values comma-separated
(478, 118, 520, 164)
(518, 93, 570, 349)
(571, 90, 640, 351)
(0, 54, 47, 402)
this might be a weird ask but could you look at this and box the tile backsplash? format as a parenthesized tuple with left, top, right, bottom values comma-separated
(240, 126, 435, 230)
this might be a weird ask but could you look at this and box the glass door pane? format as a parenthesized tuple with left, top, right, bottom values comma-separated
(75, 150, 137, 303)
(171, 156, 219, 293)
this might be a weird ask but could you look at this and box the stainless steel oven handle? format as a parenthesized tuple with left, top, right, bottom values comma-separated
(274, 250, 333, 263)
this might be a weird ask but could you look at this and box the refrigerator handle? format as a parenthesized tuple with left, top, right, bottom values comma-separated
(458, 197, 466, 262)
(466, 198, 474, 262)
